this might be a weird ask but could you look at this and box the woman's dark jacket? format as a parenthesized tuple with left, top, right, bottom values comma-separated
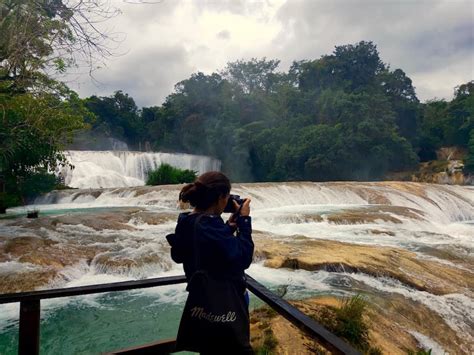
(166, 212, 254, 283)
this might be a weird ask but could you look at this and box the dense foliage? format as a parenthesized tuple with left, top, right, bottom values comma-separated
(418, 81, 474, 169)
(146, 164, 197, 185)
(0, 0, 110, 211)
(84, 42, 473, 182)
(0, 89, 89, 210)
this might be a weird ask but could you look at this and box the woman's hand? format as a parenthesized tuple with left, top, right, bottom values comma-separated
(227, 198, 251, 227)
(239, 198, 251, 217)
(226, 200, 239, 229)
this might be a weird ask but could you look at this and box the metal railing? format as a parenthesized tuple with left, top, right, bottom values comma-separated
(0, 274, 360, 355)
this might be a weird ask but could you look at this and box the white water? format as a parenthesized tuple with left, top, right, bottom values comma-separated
(33, 182, 474, 221)
(2, 181, 474, 352)
(29, 182, 474, 251)
(59, 150, 221, 189)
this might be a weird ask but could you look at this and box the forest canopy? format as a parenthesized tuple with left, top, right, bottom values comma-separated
(82, 41, 474, 182)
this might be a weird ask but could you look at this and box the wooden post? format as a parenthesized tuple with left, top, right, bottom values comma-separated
(19, 300, 40, 355)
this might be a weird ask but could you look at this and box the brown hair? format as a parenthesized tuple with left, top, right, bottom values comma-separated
(179, 171, 231, 210)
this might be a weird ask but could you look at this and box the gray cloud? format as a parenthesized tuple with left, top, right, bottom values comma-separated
(73, 45, 193, 107)
(67, 0, 473, 106)
(271, 0, 473, 100)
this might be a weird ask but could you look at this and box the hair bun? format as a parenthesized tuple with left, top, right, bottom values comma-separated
(194, 180, 208, 191)
(179, 182, 197, 203)
(178, 171, 231, 210)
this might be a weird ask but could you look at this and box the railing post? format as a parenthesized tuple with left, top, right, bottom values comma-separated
(19, 299, 40, 355)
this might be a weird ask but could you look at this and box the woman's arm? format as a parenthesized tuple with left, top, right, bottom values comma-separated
(198, 215, 254, 271)
(166, 213, 190, 263)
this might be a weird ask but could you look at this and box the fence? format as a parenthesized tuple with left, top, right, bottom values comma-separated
(0, 274, 360, 355)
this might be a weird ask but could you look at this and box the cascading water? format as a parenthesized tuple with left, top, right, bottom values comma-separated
(1, 182, 473, 354)
(59, 150, 222, 189)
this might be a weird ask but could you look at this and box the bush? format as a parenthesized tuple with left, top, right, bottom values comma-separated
(146, 164, 197, 185)
(0, 192, 21, 213)
(0, 170, 59, 212)
(19, 171, 58, 200)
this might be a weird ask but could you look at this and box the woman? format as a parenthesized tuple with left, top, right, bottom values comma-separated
(166, 171, 254, 354)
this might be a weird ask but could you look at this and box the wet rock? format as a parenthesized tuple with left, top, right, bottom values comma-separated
(253, 234, 473, 295)
(412, 158, 474, 186)
(130, 211, 177, 225)
(93, 252, 169, 273)
(325, 205, 424, 225)
(350, 186, 392, 205)
(72, 190, 103, 200)
(251, 294, 467, 354)
(0, 233, 104, 291)
(8, 209, 142, 231)
(4, 236, 58, 255)
(0, 269, 58, 294)
(416, 245, 474, 270)
(369, 229, 395, 236)
(3, 236, 99, 268)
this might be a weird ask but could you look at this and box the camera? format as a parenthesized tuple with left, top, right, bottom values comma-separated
(224, 194, 246, 213)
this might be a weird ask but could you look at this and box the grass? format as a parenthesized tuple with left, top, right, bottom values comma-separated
(250, 306, 279, 355)
(312, 294, 383, 354)
(334, 294, 370, 347)
(254, 327, 278, 355)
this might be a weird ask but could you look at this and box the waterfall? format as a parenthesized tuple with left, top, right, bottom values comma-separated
(59, 151, 222, 189)
(34, 181, 474, 223)
(4, 181, 473, 353)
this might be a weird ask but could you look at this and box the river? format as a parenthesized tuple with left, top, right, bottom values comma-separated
(1, 181, 473, 354)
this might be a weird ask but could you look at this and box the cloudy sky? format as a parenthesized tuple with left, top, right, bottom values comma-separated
(67, 0, 473, 107)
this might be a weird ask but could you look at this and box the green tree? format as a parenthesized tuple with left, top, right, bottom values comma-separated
(0, 0, 115, 211)
(446, 81, 474, 146)
(84, 91, 143, 145)
(418, 81, 473, 162)
(297, 41, 385, 93)
(0, 88, 90, 210)
(379, 68, 420, 142)
(130, 42, 474, 183)
(0, 0, 118, 93)
(466, 130, 474, 173)
(221, 58, 281, 94)
(418, 100, 448, 161)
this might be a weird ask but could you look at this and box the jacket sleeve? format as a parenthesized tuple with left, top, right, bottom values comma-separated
(199, 216, 254, 271)
(166, 232, 184, 263)
(166, 215, 189, 264)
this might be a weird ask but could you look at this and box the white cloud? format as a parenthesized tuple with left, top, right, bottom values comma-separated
(67, 0, 473, 106)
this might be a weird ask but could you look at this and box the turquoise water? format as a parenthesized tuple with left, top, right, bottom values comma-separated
(0, 284, 272, 355)
(1, 206, 133, 219)
(0, 289, 186, 355)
